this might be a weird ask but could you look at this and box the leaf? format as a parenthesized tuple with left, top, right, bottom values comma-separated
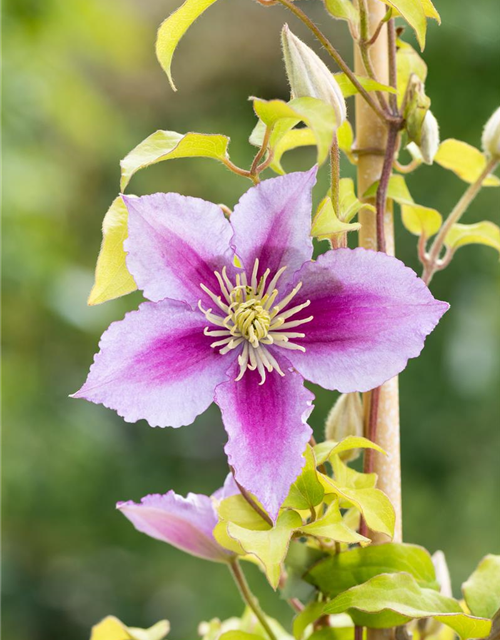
(283, 446, 325, 511)
(401, 203, 442, 237)
(314, 437, 386, 467)
(307, 543, 440, 597)
(293, 602, 326, 640)
(268, 128, 317, 175)
(380, 0, 427, 49)
(337, 120, 355, 162)
(90, 616, 170, 640)
(311, 197, 361, 240)
(324, 573, 492, 638)
(120, 131, 230, 191)
(363, 174, 414, 205)
(324, 0, 359, 24)
(420, 0, 441, 22)
(88, 196, 137, 306)
(396, 40, 427, 107)
(339, 178, 375, 222)
(319, 475, 395, 538)
(434, 139, 500, 187)
(299, 500, 369, 545)
(281, 542, 324, 602)
(334, 73, 397, 99)
(253, 97, 337, 165)
(223, 511, 303, 589)
(220, 633, 264, 640)
(462, 555, 500, 619)
(330, 456, 377, 491)
(217, 495, 271, 531)
(444, 222, 500, 257)
(155, 0, 219, 90)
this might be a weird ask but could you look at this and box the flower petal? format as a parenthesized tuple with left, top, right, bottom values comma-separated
(73, 298, 234, 427)
(214, 359, 314, 521)
(117, 490, 232, 562)
(283, 248, 449, 392)
(230, 169, 317, 287)
(123, 193, 234, 306)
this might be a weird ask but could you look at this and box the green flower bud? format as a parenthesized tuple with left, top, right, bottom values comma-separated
(324, 392, 363, 461)
(482, 107, 500, 158)
(281, 24, 346, 126)
(407, 110, 440, 165)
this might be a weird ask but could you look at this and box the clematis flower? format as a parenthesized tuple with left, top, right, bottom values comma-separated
(117, 474, 238, 562)
(74, 168, 448, 519)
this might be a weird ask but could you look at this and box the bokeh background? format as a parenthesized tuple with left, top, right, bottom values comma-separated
(3, 0, 500, 638)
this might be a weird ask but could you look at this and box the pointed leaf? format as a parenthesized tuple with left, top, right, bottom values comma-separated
(324, 0, 359, 24)
(396, 40, 427, 107)
(299, 500, 369, 544)
(314, 437, 386, 467)
(307, 543, 439, 597)
(217, 495, 271, 531)
(337, 120, 355, 162)
(283, 446, 325, 511)
(444, 222, 500, 256)
(380, 0, 427, 49)
(156, 0, 219, 90)
(120, 131, 230, 191)
(268, 128, 317, 175)
(88, 196, 137, 306)
(311, 197, 361, 240)
(401, 203, 442, 237)
(363, 175, 414, 205)
(462, 555, 500, 619)
(324, 573, 492, 638)
(90, 616, 170, 640)
(334, 73, 396, 99)
(339, 178, 375, 222)
(435, 139, 500, 186)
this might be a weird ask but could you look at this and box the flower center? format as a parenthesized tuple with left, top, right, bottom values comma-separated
(198, 259, 313, 384)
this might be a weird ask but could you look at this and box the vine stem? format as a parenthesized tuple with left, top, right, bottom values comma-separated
(231, 466, 274, 526)
(375, 124, 400, 253)
(228, 559, 277, 640)
(274, 0, 394, 124)
(422, 157, 499, 284)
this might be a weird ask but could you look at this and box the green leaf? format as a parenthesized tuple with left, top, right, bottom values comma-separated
(337, 121, 355, 162)
(314, 436, 385, 467)
(444, 222, 500, 257)
(380, 0, 427, 49)
(323, 0, 359, 24)
(253, 97, 337, 165)
(319, 475, 395, 538)
(299, 500, 369, 545)
(283, 446, 325, 511)
(396, 40, 427, 107)
(363, 175, 414, 205)
(330, 456, 377, 491)
(463, 555, 500, 619)
(334, 73, 397, 99)
(120, 131, 230, 191)
(217, 495, 271, 531)
(339, 178, 375, 222)
(219, 633, 264, 640)
(434, 139, 500, 186)
(311, 197, 361, 240)
(281, 543, 324, 602)
(401, 203, 442, 237)
(324, 572, 492, 638)
(293, 602, 326, 640)
(156, 0, 219, 90)
(307, 543, 439, 597)
(307, 629, 354, 640)
(90, 616, 170, 640)
(88, 196, 137, 306)
(223, 511, 303, 589)
(420, 0, 441, 22)
(267, 128, 317, 175)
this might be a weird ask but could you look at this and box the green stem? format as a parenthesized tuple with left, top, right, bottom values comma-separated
(274, 0, 393, 124)
(228, 559, 277, 640)
(422, 157, 499, 284)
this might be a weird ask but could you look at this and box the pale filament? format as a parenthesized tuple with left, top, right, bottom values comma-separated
(198, 259, 313, 384)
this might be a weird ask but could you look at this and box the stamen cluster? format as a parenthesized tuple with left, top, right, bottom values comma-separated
(199, 259, 313, 384)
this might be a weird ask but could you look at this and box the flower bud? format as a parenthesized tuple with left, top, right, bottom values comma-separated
(324, 392, 363, 461)
(407, 109, 440, 165)
(482, 106, 500, 158)
(281, 24, 346, 126)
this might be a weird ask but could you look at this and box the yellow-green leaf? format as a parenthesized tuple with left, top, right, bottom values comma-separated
(217, 495, 271, 531)
(324, 0, 359, 24)
(314, 437, 386, 467)
(337, 120, 355, 162)
(299, 500, 369, 544)
(338, 177, 375, 222)
(462, 554, 500, 620)
(224, 511, 303, 589)
(334, 73, 396, 99)
(401, 203, 442, 237)
(363, 175, 414, 205)
(420, 0, 441, 22)
(269, 128, 317, 175)
(253, 96, 337, 165)
(88, 196, 137, 306)
(90, 616, 170, 640)
(380, 0, 427, 49)
(444, 221, 500, 256)
(283, 446, 325, 511)
(120, 131, 230, 191)
(311, 196, 361, 240)
(219, 633, 265, 640)
(434, 139, 500, 186)
(396, 40, 427, 107)
(156, 0, 219, 90)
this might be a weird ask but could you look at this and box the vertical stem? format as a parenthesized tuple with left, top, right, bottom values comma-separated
(229, 560, 277, 640)
(354, 0, 402, 544)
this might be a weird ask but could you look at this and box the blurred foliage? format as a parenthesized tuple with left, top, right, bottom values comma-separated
(2, 0, 500, 639)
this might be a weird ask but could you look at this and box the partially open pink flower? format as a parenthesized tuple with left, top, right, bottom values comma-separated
(117, 475, 238, 562)
(74, 168, 448, 519)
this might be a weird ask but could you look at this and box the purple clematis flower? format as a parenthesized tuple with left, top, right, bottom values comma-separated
(74, 168, 448, 519)
(117, 474, 238, 562)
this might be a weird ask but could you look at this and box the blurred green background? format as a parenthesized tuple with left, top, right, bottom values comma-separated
(2, 0, 500, 638)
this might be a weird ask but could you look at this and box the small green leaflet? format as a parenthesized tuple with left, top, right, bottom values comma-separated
(380, 0, 427, 49)
(334, 73, 396, 99)
(435, 139, 500, 186)
(156, 0, 219, 90)
(323, 0, 359, 25)
(120, 131, 230, 191)
(314, 436, 385, 467)
(311, 196, 361, 240)
(283, 446, 324, 511)
(462, 555, 500, 620)
(445, 222, 500, 258)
